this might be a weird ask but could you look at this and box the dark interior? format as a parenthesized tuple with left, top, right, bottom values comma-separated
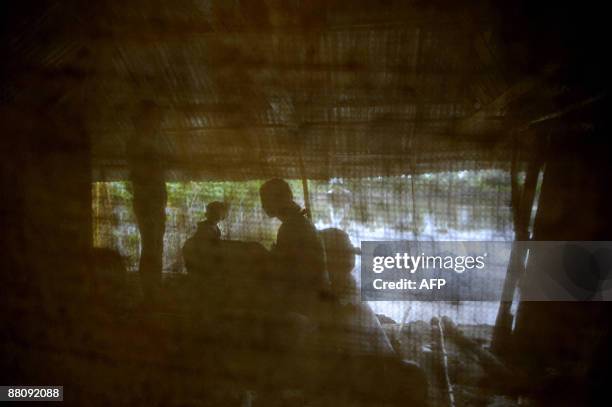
(1, 1, 611, 405)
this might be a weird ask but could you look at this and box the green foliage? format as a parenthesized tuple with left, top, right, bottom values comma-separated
(93, 170, 513, 271)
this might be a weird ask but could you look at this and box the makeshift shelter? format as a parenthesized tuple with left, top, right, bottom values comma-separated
(2, 1, 611, 406)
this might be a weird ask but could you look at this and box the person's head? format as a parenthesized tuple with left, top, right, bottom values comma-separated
(259, 178, 294, 218)
(319, 228, 358, 295)
(205, 201, 229, 223)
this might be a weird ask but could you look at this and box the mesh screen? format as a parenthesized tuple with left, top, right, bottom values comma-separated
(92, 169, 517, 405)
(93, 171, 513, 265)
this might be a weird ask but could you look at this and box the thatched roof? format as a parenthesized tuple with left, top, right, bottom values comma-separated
(3, 1, 585, 181)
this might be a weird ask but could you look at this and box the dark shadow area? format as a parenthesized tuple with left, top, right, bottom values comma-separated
(2, 1, 611, 405)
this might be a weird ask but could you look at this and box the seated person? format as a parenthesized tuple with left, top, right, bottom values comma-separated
(259, 178, 329, 314)
(318, 228, 428, 405)
(319, 228, 394, 355)
(319, 228, 359, 303)
(183, 201, 228, 274)
(181, 200, 274, 311)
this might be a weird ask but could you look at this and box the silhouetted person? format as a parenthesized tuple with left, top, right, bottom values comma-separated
(319, 228, 359, 302)
(319, 228, 394, 354)
(318, 228, 429, 405)
(197, 201, 229, 241)
(259, 179, 329, 310)
(183, 201, 228, 273)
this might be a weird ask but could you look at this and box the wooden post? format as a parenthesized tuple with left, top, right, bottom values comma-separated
(491, 137, 542, 355)
(512, 121, 612, 386)
(128, 102, 167, 302)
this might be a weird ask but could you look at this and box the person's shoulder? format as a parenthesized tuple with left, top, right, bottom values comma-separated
(277, 213, 310, 239)
(183, 235, 197, 254)
(277, 217, 298, 238)
(284, 212, 316, 230)
(199, 220, 215, 228)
